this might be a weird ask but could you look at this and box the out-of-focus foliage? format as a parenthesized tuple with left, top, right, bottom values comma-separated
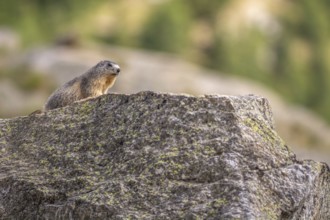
(182, 0, 228, 21)
(0, 0, 103, 45)
(0, 67, 55, 93)
(139, 1, 191, 54)
(1, 0, 330, 122)
(272, 0, 330, 121)
(140, 0, 330, 122)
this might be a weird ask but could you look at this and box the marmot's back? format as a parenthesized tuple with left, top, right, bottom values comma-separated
(45, 78, 82, 110)
(44, 60, 120, 111)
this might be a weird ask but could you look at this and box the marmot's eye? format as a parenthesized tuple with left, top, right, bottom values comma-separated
(107, 63, 113, 67)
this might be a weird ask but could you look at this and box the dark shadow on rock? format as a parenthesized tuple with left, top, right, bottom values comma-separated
(0, 91, 329, 219)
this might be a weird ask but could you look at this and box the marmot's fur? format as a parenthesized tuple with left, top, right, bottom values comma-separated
(44, 60, 120, 110)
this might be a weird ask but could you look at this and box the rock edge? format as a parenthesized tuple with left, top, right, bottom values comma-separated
(0, 91, 329, 219)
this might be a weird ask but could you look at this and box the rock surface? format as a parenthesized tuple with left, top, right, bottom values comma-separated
(12, 45, 330, 163)
(2, 44, 330, 163)
(0, 91, 329, 219)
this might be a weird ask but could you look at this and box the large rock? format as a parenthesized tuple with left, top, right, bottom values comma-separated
(0, 91, 329, 219)
(13, 45, 330, 163)
(2, 45, 330, 163)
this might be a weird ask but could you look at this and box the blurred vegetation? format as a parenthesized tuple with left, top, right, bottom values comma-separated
(0, 67, 56, 93)
(1, 0, 330, 122)
(0, 0, 103, 45)
(139, 0, 192, 54)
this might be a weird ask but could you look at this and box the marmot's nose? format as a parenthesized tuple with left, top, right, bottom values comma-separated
(116, 68, 120, 74)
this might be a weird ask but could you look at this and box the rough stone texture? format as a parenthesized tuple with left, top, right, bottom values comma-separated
(0, 91, 329, 219)
(3, 45, 330, 163)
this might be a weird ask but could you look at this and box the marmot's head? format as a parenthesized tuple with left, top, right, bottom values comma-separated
(89, 60, 120, 92)
(93, 60, 120, 77)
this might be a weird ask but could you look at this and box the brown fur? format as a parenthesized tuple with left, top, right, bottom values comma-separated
(44, 60, 120, 111)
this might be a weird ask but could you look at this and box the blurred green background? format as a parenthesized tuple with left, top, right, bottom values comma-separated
(0, 0, 330, 162)
(1, 0, 330, 122)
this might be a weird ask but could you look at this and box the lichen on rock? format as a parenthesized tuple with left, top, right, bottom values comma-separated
(0, 91, 329, 219)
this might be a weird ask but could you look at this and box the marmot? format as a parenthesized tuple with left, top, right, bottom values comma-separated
(44, 60, 120, 111)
